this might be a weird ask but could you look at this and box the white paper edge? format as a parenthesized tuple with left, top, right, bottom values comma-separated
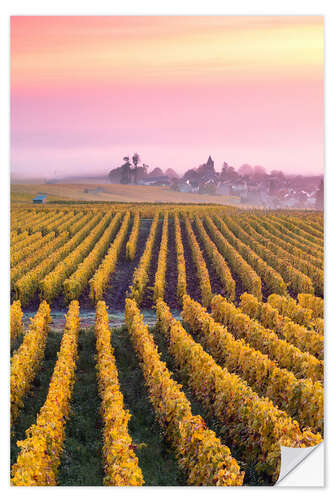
(275, 442, 324, 486)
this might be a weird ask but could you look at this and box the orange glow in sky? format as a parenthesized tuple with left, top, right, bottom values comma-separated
(11, 16, 324, 178)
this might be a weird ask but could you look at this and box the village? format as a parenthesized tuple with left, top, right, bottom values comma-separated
(107, 155, 324, 209)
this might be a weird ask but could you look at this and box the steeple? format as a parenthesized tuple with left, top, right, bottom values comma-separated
(207, 155, 214, 167)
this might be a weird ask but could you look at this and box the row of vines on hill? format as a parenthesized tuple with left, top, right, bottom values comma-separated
(155, 299, 322, 481)
(10, 207, 323, 308)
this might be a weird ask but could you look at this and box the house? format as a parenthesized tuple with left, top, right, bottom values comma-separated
(231, 180, 248, 197)
(307, 191, 317, 208)
(33, 194, 48, 204)
(279, 192, 299, 208)
(243, 186, 262, 205)
(259, 192, 276, 209)
(199, 179, 217, 195)
(178, 180, 193, 193)
(216, 181, 232, 196)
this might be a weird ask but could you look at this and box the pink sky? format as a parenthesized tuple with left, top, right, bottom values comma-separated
(11, 16, 324, 179)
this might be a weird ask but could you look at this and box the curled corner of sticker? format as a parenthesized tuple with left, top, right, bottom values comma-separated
(275, 442, 324, 487)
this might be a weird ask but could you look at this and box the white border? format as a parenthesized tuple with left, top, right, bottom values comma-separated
(1, 1, 331, 498)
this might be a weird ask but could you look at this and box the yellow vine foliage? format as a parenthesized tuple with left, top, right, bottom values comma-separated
(174, 212, 186, 304)
(40, 212, 109, 303)
(153, 212, 168, 302)
(126, 211, 140, 260)
(63, 213, 122, 301)
(211, 294, 323, 384)
(218, 215, 291, 297)
(47, 211, 81, 235)
(10, 300, 23, 344)
(183, 215, 212, 307)
(11, 231, 68, 291)
(240, 292, 323, 360)
(10, 301, 51, 426)
(95, 301, 144, 485)
(11, 232, 44, 266)
(14, 210, 59, 234)
(250, 215, 323, 269)
(257, 215, 323, 267)
(268, 293, 313, 327)
(312, 317, 324, 336)
(283, 215, 323, 240)
(65, 211, 98, 236)
(181, 295, 323, 434)
(11, 230, 28, 245)
(90, 212, 131, 301)
(156, 299, 322, 481)
(33, 211, 71, 235)
(125, 298, 244, 486)
(298, 294, 324, 319)
(267, 293, 323, 336)
(11, 301, 80, 486)
(235, 216, 323, 296)
(246, 216, 323, 295)
(194, 214, 235, 301)
(129, 212, 159, 304)
(205, 215, 264, 298)
(269, 215, 323, 260)
(278, 215, 323, 248)
(267, 215, 323, 261)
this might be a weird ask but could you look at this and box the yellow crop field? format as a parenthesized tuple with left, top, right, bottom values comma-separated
(10, 203, 324, 486)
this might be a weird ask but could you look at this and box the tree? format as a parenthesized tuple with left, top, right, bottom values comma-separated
(221, 162, 238, 182)
(132, 153, 140, 184)
(253, 165, 267, 179)
(238, 164, 254, 177)
(170, 178, 180, 191)
(135, 166, 147, 183)
(197, 157, 216, 178)
(142, 163, 149, 175)
(120, 157, 132, 184)
(270, 170, 285, 180)
(183, 169, 200, 185)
